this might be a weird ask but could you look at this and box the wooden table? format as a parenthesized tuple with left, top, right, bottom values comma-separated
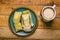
(0, 0, 60, 40)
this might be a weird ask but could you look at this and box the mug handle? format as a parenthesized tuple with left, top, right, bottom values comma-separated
(52, 5, 56, 9)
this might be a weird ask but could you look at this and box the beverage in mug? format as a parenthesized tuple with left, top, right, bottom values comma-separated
(41, 5, 56, 22)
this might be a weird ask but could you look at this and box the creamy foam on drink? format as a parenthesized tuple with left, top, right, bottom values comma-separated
(43, 8, 54, 19)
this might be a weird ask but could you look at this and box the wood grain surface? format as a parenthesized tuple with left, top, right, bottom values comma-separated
(0, 0, 60, 40)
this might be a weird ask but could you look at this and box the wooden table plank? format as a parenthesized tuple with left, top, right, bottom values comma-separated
(0, 0, 52, 6)
(1, 0, 60, 6)
(53, 0, 60, 6)
(0, 15, 60, 29)
(0, 5, 60, 17)
(0, 27, 60, 39)
(0, 15, 9, 27)
(0, 4, 12, 15)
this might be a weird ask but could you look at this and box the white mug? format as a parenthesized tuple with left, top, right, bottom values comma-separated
(41, 5, 56, 22)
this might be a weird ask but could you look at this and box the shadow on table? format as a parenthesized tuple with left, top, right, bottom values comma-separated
(41, 18, 54, 29)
